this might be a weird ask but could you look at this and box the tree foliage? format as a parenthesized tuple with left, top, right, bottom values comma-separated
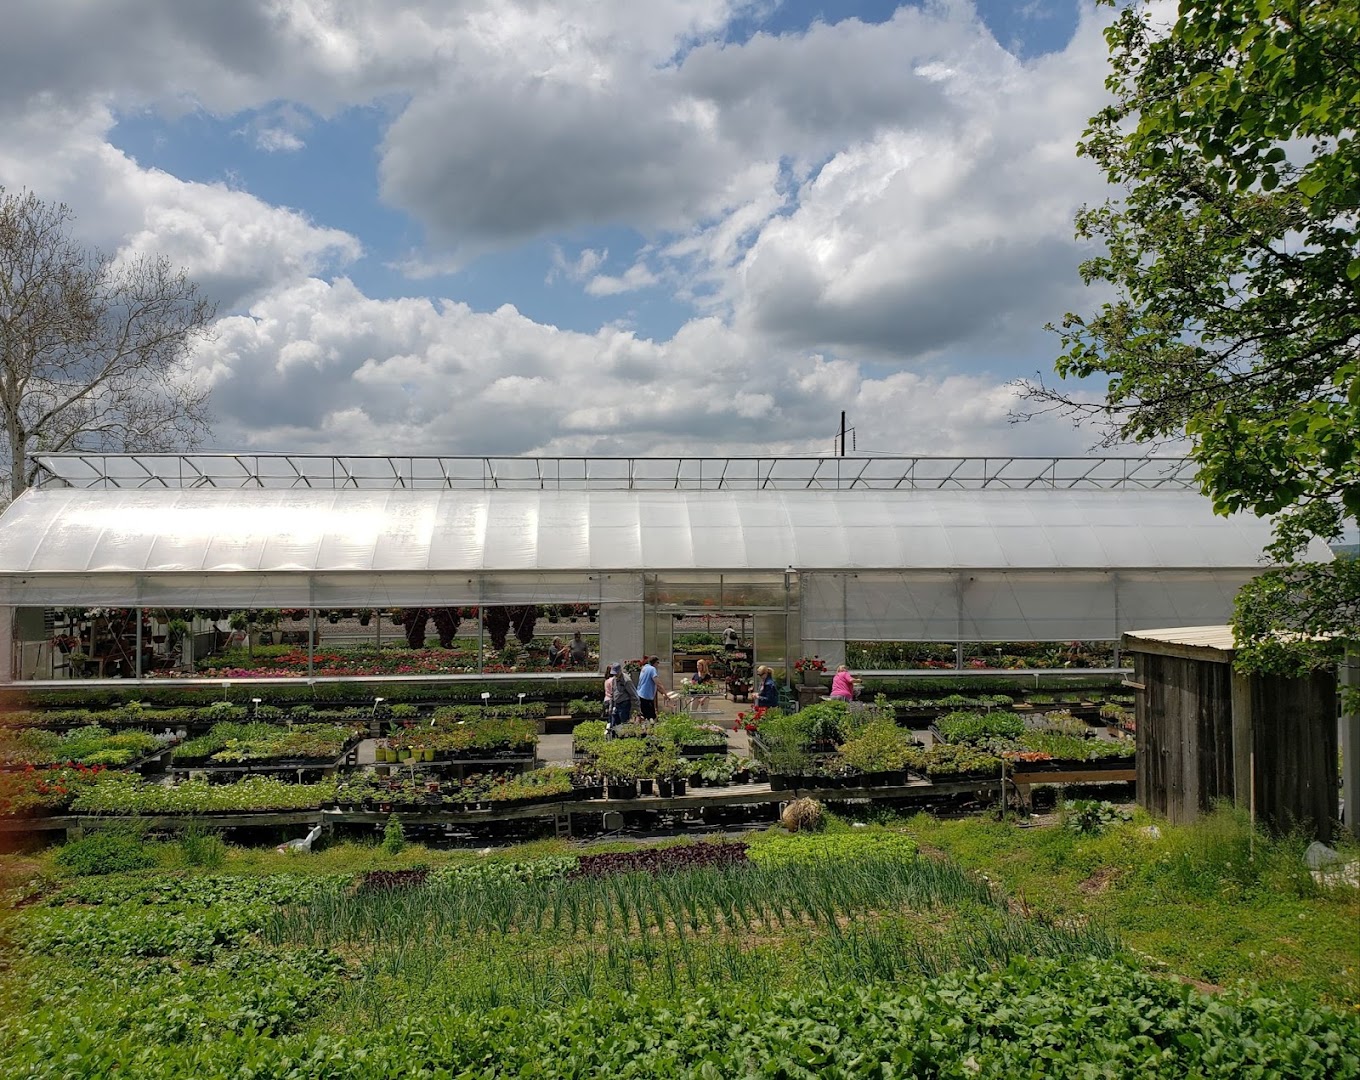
(394, 608, 462, 649)
(480, 606, 540, 651)
(0, 188, 215, 503)
(1030, 0, 1359, 668)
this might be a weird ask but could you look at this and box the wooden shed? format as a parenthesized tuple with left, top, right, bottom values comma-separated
(1122, 626, 1338, 841)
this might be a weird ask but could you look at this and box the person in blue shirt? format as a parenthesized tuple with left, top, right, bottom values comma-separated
(636, 655, 667, 723)
(756, 665, 779, 709)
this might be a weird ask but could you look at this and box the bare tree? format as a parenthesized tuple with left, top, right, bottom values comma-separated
(0, 188, 215, 504)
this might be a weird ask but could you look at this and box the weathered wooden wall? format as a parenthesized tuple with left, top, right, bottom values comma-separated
(1136, 653, 1234, 823)
(1250, 671, 1337, 841)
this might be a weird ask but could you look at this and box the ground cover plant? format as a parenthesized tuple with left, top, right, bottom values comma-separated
(0, 812, 1355, 1077)
(0, 724, 163, 766)
(386, 710, 538, 757)
(173, 721, 359, 765)
(69, 774, 339, 813)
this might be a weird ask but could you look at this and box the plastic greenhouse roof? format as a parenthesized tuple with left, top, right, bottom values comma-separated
(0, 487, 1318, 576)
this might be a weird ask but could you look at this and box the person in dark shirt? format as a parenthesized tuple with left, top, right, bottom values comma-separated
(756, 665, 779, 709)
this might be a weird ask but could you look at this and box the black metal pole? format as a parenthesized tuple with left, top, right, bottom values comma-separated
(839, 411, 846, 457)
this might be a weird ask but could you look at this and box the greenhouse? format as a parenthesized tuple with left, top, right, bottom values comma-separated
(0, 453, 1331, 685)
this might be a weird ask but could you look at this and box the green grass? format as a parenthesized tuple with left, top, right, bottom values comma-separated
(900, 805, 1360, 1007)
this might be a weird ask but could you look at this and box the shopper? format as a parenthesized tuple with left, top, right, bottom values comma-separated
(569, 631, 589, 667)
(637, 655, 667, 723)
(722, 625, 739, 649)
(829, 664, 856, 702)
(756, 665, 779, 709)
(609, 661, 640, 726)
(602, 666, 616, 728)
(547, 637, 567, 668)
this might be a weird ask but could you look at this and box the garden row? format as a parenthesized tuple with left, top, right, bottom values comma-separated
(0, 678, 594, 714)
(749, 700, 1134, 786)
(848, 639, 1120, 669)
(5, 822, 1355, 1079)
(0, 705, 555, 817)
(931, 708, 1136, 768)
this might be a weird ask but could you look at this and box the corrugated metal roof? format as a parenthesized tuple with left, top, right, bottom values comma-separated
(1123, 625, 1237, 651)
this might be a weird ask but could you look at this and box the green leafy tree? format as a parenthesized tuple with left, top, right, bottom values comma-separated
(1029, 0, 1359, 671)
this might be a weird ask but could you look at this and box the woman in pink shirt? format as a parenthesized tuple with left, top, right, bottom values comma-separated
(829, 664, 856, 702)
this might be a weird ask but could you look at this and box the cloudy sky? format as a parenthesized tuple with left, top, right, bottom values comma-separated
(0, 0, 1128, 460)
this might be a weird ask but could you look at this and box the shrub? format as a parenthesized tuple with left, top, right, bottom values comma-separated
(55, 827, 156, 876)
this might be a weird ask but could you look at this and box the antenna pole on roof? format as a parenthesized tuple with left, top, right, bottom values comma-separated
(839, 411, 846, 458)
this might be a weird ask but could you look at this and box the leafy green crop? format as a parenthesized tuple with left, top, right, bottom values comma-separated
(935, 710, 1025, 743)
(747, 828, 919, 867)
(54, 827, 156, 876)
(70, 775, 338, 813)
(0, 724, 161, 766)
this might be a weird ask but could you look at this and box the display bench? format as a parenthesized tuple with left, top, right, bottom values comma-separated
(372, 753, 537, 781)
(0, 765, 1135, 842)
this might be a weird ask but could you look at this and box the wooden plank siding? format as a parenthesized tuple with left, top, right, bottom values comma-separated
(1137, 652, 1234, 823)
(1130, 631, 1338, 841)
(1250, 671, 1338, 840)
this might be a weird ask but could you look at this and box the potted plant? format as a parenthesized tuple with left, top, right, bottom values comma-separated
(571, 762, 605, 799)
(647, 746, 680, 798)
(793, 655, 828, 686)
(599, 740, 645, 799)
(764, 731, 810, 791)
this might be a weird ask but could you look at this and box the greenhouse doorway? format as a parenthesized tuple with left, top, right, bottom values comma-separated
(654, 611, 757, 702)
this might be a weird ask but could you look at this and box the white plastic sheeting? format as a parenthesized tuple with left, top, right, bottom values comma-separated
(800, 570, 1264, 642)
(0, 486, 1308, 575)
(0, 486, 1321, 621)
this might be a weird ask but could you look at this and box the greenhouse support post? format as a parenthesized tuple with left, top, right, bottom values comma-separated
(0, 606, 11, 683)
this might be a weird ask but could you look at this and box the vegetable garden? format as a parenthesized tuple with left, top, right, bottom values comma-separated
(1, 808, 1356, 1078)
(1, 670, 1352, 1076)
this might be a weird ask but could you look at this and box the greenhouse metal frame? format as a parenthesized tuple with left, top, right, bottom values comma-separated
(0, 454, 1328, 686)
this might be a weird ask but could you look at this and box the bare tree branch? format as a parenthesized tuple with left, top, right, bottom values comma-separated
(0, 187, 216, 505)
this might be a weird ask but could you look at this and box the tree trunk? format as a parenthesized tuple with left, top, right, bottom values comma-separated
(3, 413, 25, 505)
